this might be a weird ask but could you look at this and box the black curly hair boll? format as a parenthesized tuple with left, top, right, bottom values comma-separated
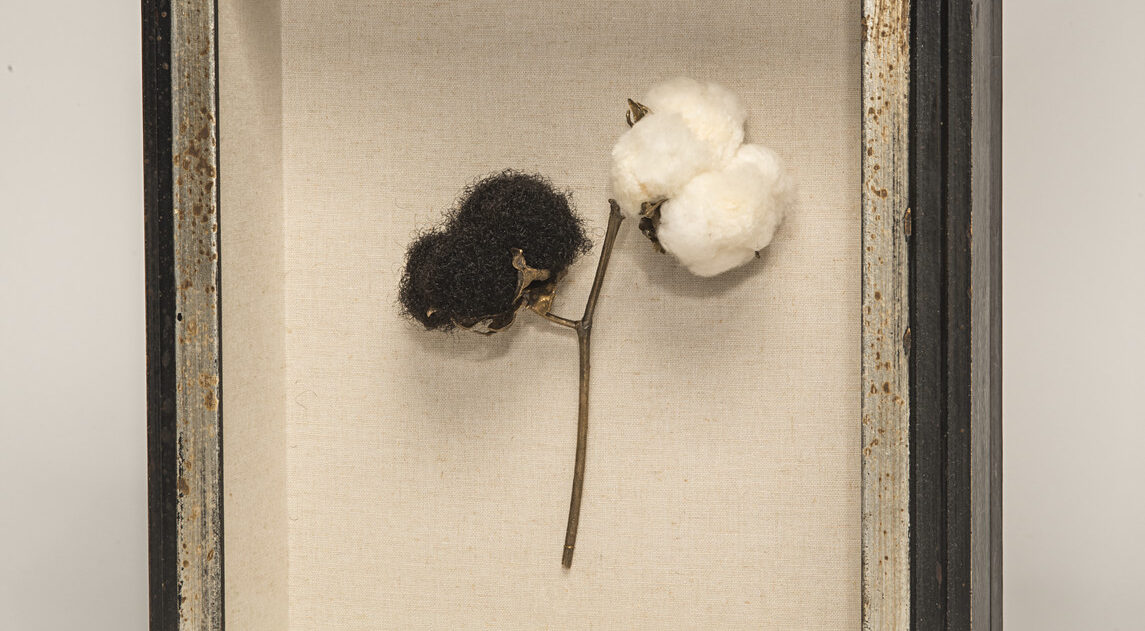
(397, 229, 455, 330)
(399, 171, 592, 331)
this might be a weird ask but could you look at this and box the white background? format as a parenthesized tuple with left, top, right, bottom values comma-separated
(0, 1, 1142, 629)
(1002, 2, 1145, 629)
(0, 2, 148, 630)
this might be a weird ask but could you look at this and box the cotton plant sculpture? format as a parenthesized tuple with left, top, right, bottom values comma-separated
(399, 77, 792, 567)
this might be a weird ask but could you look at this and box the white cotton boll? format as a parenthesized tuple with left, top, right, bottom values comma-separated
(610, 111, 716, 219)
(642, 77, 748, 164)
(656, 144, 794, 277)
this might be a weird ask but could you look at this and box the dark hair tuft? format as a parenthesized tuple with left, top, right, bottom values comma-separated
(399, 171, 592, 331)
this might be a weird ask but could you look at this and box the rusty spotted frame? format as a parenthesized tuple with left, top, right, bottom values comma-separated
(143, 1, 1001, 629)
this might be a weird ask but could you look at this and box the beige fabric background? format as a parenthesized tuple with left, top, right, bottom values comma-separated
(225, 1, 860, 629)
(220, 1, 289, 629)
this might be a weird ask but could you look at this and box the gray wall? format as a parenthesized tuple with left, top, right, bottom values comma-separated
(0, 2, 148, 629)
(1, 1, 1142, 629)
(1003, 1, 1145, 629)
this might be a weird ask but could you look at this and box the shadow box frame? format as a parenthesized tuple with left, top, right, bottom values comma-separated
(142, 0, 1002, 629)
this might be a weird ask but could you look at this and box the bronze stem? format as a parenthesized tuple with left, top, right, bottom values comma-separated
(539, 311, 578, 329)
(560, 199, 625, 568)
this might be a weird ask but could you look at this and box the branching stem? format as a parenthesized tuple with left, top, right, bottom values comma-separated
(538, 311, 578, 329)
(548, 199, 625, 568)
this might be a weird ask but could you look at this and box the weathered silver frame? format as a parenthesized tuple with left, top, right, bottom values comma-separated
(859, 2, 910, 627)
(144, 1, 1001, 629)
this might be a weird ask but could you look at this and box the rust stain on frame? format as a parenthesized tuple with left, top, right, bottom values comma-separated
(171, 0, 224, 629)
(860, 0, 911, 629)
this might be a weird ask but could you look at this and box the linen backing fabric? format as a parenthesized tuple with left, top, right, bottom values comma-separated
(222, 1, 861, 628)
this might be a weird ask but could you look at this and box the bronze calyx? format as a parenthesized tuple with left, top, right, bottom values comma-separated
(447, 248, 561, 335)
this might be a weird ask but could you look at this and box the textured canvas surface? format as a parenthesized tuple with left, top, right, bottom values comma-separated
(219, 1, 288, 630)
(226, 1, 860, 628)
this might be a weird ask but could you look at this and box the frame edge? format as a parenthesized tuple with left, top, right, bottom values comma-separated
(860, 1, 913, 629)
(910, 0, 1002, 628)
(146, 0, 224, 629)
(144, 0, 179, 628)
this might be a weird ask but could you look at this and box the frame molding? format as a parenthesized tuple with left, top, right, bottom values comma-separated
(144, 1, 1001, 628)
(859, 1, 911, 628)
(145, 0, 224, 628)
(909, 0, 1003, 628)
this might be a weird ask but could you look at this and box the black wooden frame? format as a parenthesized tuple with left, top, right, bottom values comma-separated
(910, 0, 1002, 629)
(143, 1, 179, 629)
(144, 1, 1002, 628)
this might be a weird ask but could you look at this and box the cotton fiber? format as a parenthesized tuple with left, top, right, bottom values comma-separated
(610, 77, 792, 276)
